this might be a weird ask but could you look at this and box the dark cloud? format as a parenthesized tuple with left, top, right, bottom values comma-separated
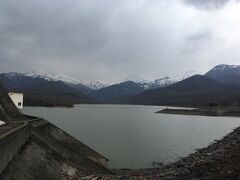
(0, 0, 240, 82)
(186, 31, 212, 42)
(184, 0, 230, 10)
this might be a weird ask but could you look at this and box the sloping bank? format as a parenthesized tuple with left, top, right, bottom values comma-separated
(0, 85, 111, 180)
(81, 125, 240, 179)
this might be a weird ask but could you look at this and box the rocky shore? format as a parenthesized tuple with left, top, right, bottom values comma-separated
(81, 126, 240, 179)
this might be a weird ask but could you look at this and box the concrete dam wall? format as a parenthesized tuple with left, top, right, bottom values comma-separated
(0, 123, 30, 174)
(0, 86, 111, 179)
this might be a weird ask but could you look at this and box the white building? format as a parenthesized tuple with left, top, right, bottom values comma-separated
(8, 92, 24, 110)
(0, 120, 5, 126)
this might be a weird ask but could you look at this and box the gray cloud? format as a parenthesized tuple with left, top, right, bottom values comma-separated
(186, 31, 212, 42)
(184, 0, 231, 10)
(0, 0, 240, 82)
(183, 31, 213, 54)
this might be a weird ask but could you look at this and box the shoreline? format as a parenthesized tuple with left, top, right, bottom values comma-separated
(81, 125, 240, 179)
(21, 105, 240, 179)
(157, 107, 240, 117)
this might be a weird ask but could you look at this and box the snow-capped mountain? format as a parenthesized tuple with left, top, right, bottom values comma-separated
(205, 64, 240, 87)
(24, 71, 81, 84)
(91, 81, 146, 102)
(2, 71, 201, 92)
(3, 72, 23, 79)
(206, 64, 240, 73)
(1, 65, 239, 107)
(23, 71, 109, 90)
(138, 77, 175, 90)
(83, 81, 109, 90)
(0, 72, 98, 106)
(124, 75, 175, 90)
(124, 71, 202, 90)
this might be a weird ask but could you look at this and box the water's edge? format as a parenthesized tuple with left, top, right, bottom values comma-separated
(23, 105, 240, 169)
(80, 125, 240, 179)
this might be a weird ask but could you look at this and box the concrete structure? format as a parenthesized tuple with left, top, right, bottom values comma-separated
(0, 123, 30, 174)
(0, 119, 111, 178)
(0, 86, 111, 179)
(0, 88, 24, 122)
(8, 92, 24, 110)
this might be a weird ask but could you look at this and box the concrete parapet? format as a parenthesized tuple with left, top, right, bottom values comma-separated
(0, 117, 111, 178)
(46, 123, 109, 166)
(0, 123, 30, 174)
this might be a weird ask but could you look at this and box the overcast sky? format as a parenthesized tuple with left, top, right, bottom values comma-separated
(0, 0, 240, 82)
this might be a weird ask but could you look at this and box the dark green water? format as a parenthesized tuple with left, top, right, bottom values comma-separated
(23, 105, 240, 169)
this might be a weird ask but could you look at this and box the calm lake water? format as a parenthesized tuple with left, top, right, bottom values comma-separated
(23, 105, 240, 169)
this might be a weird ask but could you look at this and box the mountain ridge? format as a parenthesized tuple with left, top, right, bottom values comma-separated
(0, 73, 98, 106)
(112, 75, 240, 106)
(205, 64, 240, 87)
(91, 81, 145, 102)
(2, 64, 240, 107)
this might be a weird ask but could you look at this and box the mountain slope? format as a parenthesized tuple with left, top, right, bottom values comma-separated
(92, 81, 145, 102)
(0, 73, 98, 106)
(137, 77, 175, 90)
(116, 75, 240, 106)
(25, 71, 108, 90)
(83, 80, 109, 90)
(205, 64, 240, 87)
(124, 75, 175, 90)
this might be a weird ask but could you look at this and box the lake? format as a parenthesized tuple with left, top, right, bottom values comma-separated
(23, 105, 240, 169)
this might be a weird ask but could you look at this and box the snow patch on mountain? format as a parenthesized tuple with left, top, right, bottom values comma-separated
(23, 71, 109, 90)
(24, 71, 81, 84)
(138, 77, 175, 89)
(124, 74, 175, 90)
(124, 71, 201, 90)
(4, 70, 200, 91)
(4, 72, 23, 79)
(83, 81, 109, 90)
(210, 64, 240, 72)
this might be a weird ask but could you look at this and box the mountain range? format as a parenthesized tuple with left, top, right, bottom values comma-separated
(0, 64, 240, 107)
(117, 74, 240, 106)
(0, 73, 97, 106)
